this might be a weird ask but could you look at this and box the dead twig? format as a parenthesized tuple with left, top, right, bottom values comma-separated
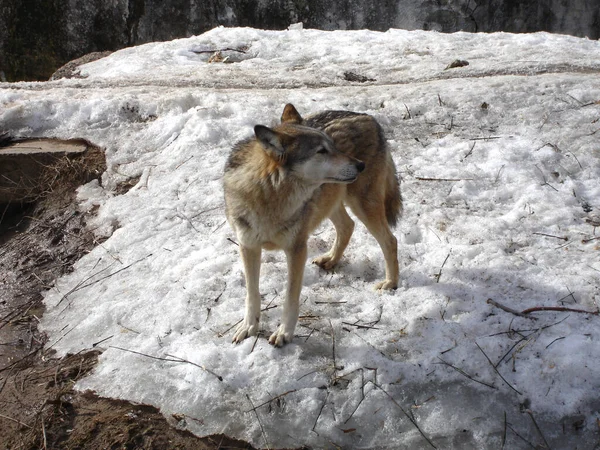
(0, 412, 32, 429)
(462, 141, 476, 161)
(245, 389, 298, 413)
(545, 336, 565, 349)
(495, 337, 528, 368)
(434, 252, 451, 283)
(533, 232, 568, 241)
(506, 422, 538, 449)
(312, 391, 329, 432)
(582, 236, 600, 244)
(246, 394, 270, 450)
(370, 381, 437, 449)
(58, 253, 153, 309)
(535, 165, 559, 192)
(329, 319, 338, 377)
(416, 177, 473, 182)
(501, 411, 507, 449)
(92, 335, 114, 348)
(218, 304, 278, 338)
(469, 136, 508, 141)
(192, 47, 247, 54)
(475, 341, 521, 395)
(110, 346, 223, 382)
(487, 299, 535, 319)
(341, 321, 380, 330)
(527, 409, 552, 450)
(436, 356, 497, 390)
(521, 306, 598, 315)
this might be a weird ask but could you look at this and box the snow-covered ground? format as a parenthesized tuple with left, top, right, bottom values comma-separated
(2, 27, 600, 449)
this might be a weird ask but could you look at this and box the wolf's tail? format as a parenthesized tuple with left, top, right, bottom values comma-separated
(384, 152, 402, 227)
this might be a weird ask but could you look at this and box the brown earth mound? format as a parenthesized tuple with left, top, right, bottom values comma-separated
(0, 138, 253, 449)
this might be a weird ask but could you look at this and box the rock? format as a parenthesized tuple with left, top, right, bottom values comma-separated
(445, 60, 470, 70)
(0, 0, 599, 82)
(49, 51, 113, 81)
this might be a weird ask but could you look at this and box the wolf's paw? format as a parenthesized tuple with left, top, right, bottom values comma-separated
(232, 319, 259, 344)
(313, 254, 338, 271)
(375, 279, 398, 290)
(268, 326, 294, 347)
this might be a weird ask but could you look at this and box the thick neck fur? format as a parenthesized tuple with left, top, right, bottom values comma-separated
(224, 141, 320, 245)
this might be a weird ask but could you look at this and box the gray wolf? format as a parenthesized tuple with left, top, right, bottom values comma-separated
(223, 104, 401, 347)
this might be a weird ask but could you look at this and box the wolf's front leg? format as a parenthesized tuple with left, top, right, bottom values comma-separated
(233, 245, 262, 344)
(269, 243, 307, 347)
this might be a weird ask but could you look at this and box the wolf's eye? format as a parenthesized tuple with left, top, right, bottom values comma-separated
(317, 147, 328, 154)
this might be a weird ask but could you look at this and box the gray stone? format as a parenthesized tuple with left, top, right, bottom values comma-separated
(0, 0, 598, 82)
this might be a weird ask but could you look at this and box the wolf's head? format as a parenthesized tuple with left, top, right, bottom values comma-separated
(253, 105, 365, 184)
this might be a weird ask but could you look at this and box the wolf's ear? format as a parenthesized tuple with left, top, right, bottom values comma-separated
(254, 125, 285, 156)
(281, 104, 303, 124)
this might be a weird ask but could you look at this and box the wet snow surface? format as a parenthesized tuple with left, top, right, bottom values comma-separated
(2, 27, 600, 449)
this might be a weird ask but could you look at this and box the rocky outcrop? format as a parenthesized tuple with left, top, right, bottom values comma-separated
(1, 0, 599, 82)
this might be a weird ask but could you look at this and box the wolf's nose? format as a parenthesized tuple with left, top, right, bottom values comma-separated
(356, 161, 366, 172)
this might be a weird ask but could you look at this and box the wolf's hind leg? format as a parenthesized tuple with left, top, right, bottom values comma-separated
(313, 205, 355, 271)
(233, 245, 262, 343)
(348, 199, 399, 290)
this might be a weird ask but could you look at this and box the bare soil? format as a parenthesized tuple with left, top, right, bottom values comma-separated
(0, 147, 253, 449)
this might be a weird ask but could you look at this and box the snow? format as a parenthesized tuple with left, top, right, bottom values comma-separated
(2, 26, 600, 448)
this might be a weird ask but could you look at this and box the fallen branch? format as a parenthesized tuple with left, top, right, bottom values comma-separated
(521, 306, 598, 315)
(487, 299, 596, 318)
(487, 299, 534, 319)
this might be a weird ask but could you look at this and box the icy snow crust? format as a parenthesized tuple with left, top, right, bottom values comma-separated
(2, 27, 600, 448)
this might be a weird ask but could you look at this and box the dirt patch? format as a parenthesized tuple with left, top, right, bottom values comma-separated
(0, 142, 254, 449)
